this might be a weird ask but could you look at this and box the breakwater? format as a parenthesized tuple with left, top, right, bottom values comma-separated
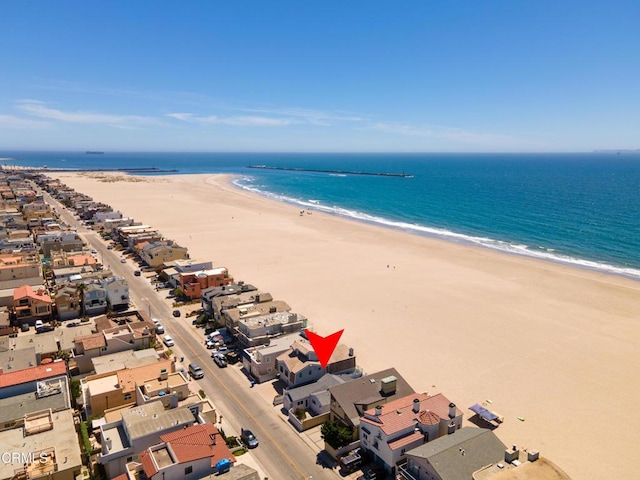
(247, 165, 413, 178)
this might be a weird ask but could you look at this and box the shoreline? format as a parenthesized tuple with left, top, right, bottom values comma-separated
(50, 171, 640, 480)
(229, 175, 640, 283)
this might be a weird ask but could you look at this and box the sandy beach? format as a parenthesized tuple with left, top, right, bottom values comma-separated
(53, 172, 640, 480)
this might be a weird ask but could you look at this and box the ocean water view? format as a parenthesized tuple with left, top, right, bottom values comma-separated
(3, 151, 640, 279)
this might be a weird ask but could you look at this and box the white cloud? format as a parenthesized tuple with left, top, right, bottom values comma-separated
(165, 113, 292, 127)
(16, 100, 161, 127)
(0, 114, 50, 129)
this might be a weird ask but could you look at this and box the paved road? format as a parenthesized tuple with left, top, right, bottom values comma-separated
(43, 188, 337, 480)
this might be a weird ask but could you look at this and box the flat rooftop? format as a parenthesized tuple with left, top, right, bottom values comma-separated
(87, 374, 119, 396)
(0, 377, 70, 424)
(0, 409, 82, 479)
(122, 402, 195, 441)
(142, 372, 188, 393)
(93, 348, 160, 375)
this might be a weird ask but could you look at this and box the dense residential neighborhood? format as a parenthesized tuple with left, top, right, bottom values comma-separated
(0, 170, 570, 480)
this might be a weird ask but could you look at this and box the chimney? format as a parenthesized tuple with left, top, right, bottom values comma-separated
(412, 398, 420, 413)
(527, 450, 540, 462)
(375, 405, 382, 416)
(348, 347, 354, 357)
(448, 402, 457, 418)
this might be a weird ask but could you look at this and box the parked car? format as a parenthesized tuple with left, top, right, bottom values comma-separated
(188, 363, 204, 379)
(120, 258, 127, 263)
(35, 320, 44, 330)
(155, 323, 165, 334)
(163, 335, 175, 347)
(106, 244, 113, 250)
(91, 249, 97, 254)
(66, 322, 79, 328)
(134, 270, 141, 276)
(213, 353, 227, 368)
(172, 310, 181, 317)
(205, 339, 217, 349)
(20, 323, 29, 332)
(215, 346, 229, 356)
(36, 325, 54, 334)
(240, 429, 258, 448)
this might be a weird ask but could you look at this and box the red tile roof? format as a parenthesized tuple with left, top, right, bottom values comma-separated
(75, 333, 106, 351)
(160, 423, 235, 466)
(140, 450, 158, 478)
(360, 393, 461, 436)
(388, 431, 424, 451)
(0, 361, 66, 388)
(13, 285, 52, 304)
(418, 410, 441, 426)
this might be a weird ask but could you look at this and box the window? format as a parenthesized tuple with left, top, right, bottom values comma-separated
(185, 466, 193, 475)
(124, 393, 132, 400)
(126, 456, 133, 462)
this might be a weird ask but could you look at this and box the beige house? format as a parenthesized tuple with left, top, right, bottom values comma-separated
(84, 358, 174, 415)
(140, 242, 189, 268)
(0, 253, 42, 285)
(54, 285, 82, 320)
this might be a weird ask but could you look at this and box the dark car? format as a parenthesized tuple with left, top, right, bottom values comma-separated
(134, 270, 141, 276)
(36, 325, 55, 334)
(66, 322, 79, 328)
(172, 310, 181, 317)
(240, 428, 258, 448)
(20, 323, 30, 332)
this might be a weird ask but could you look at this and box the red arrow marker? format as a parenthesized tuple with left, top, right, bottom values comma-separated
(305, 329, 344, 369)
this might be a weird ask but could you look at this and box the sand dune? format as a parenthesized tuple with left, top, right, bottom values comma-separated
(53, 172, 640, 480)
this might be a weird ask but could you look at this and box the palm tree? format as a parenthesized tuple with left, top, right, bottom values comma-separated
(75, 282, 87, 316)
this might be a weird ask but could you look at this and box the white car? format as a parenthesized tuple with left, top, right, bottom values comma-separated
(151, 318, 160, 325)
(35, 320, 44, 330)
(155, 323, 165, 334)
(163, 335, 175, 347)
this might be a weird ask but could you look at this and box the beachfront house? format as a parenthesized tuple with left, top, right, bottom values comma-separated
(328, 368, 415, 444)
(200, 282, 257, 318)
(236, 311, 307, 348)
(179, 267, 233, 300)
(359, 393, 463, 474)
(284, 374, 346, 432)
(398, 427, 508, 480)
(276, 339, 357, 388)
(242, 333, 299, 383)
(139, 241, 189, 268)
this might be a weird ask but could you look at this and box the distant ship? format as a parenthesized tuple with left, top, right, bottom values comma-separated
(85, 151, 104, 154)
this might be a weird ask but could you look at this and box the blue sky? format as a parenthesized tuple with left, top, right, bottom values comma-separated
(1, 1, 638, 152)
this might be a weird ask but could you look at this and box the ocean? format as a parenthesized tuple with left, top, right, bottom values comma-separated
(3, 151, 640, 279)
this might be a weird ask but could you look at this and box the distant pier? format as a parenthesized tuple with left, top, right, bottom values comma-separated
(247, 165, 413, 178)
